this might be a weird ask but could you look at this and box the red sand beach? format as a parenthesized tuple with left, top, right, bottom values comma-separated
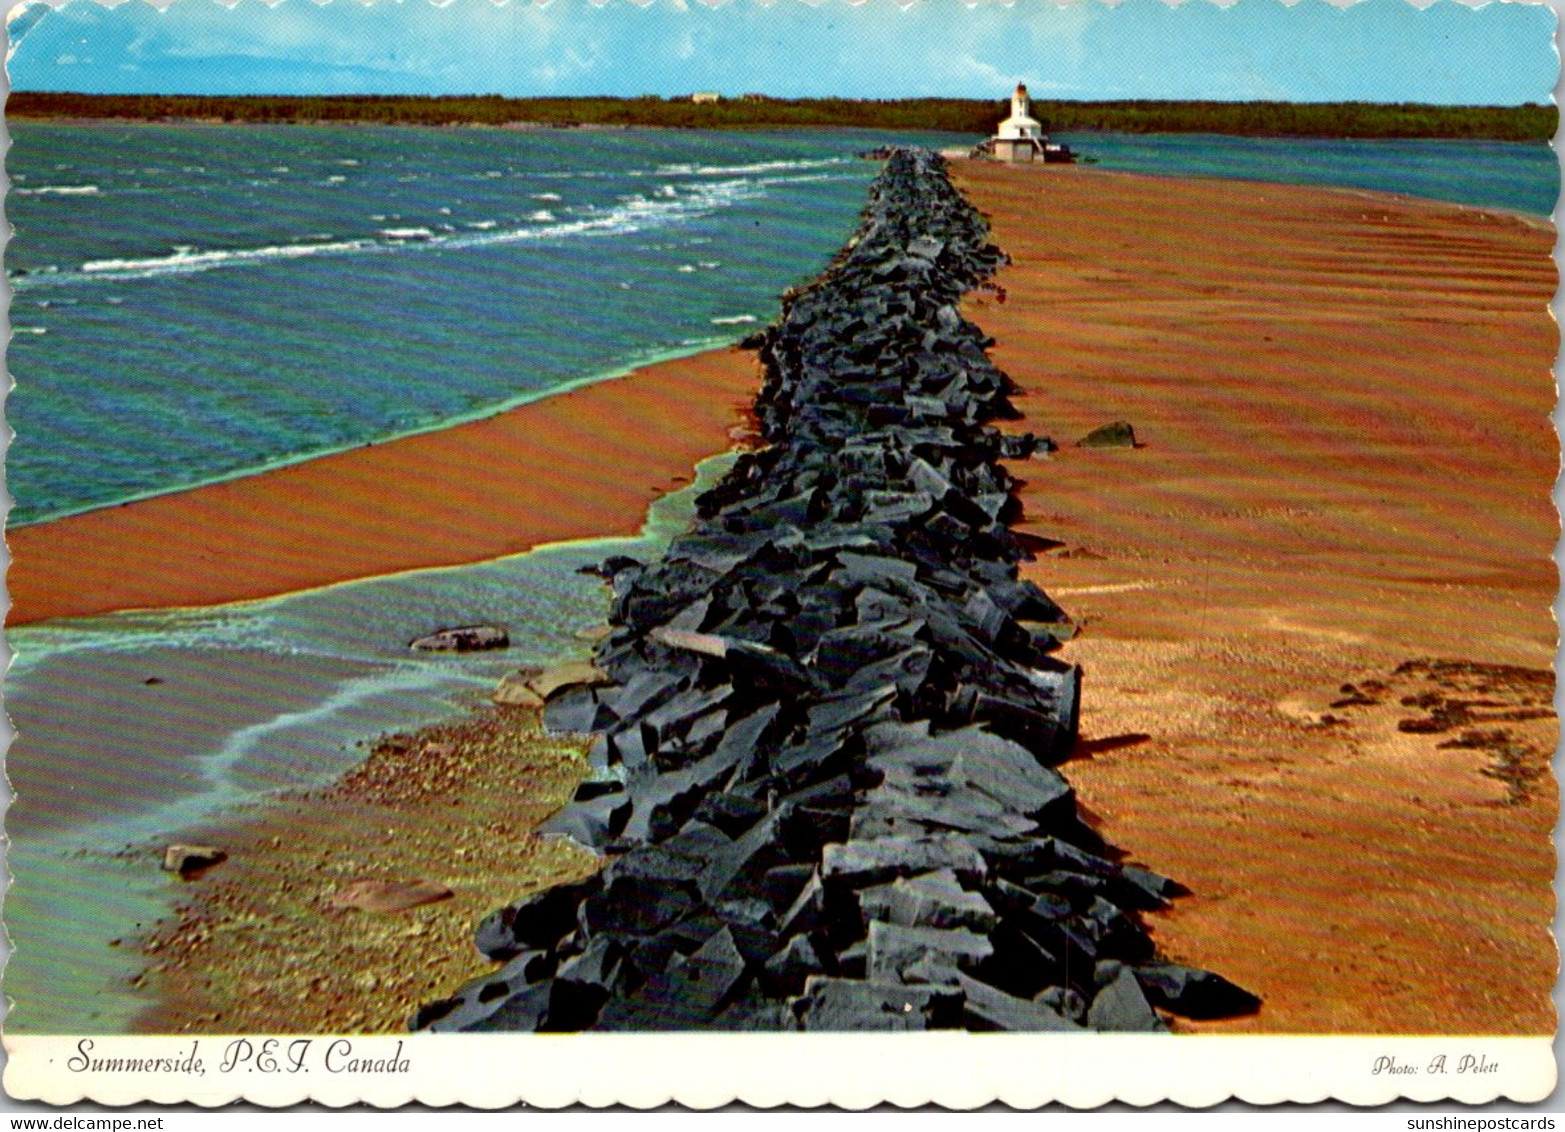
(13, 165, 1554, 1034)
(955, 162, 1557, 1034)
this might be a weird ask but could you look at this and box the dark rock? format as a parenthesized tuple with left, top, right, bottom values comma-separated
(595, 927, 749, 1030)
(408, 624, 509, 652)
(1132, 963, 1261, 1020)
(865, 920, 993, 985)
(693, 791, 771, 838)
(578, 848, 705, 937)
(791, 977, 961, 1032)
(1086, 966, 1166, 1032)
(475, 877, 604, 962)
(1035, 985, 1089, 1026)
(162, 844, 226, 878)
(1076, 421, 1138, 449)
(857, 869, 998, 933)
(821, 835, 988, 890)
(958, 973, 1081, 1032)
(542, 685, 613, 736)
(535, 792, 631, 851)
(762, 933, 829, 997)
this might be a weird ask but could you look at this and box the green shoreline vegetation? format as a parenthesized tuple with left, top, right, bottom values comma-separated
(8, 91, 1557, 141)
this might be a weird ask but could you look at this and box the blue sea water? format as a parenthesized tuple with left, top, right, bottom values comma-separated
(2, 124, 1557, 1033)
(7, 126, 1556, 525)
(1056, 131, 1559, 219)
(7, 125, 972, 525)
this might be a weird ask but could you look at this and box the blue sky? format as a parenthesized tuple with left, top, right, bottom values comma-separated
(6, 0, 1558, 105)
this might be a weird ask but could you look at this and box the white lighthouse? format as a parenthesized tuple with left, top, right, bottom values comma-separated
(992, 83, 1047, 163)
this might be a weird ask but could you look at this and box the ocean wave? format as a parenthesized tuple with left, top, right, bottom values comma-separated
(30, 175, 762, 286)
(79, 239, 375, 278)
(531, 192, 563, 202)
(13, 326, 48, 335)
(13, 185, 100, 196)
(656, 157, 848, 177)
(710, 314, 757, 326)
(754, 172, 858, 188)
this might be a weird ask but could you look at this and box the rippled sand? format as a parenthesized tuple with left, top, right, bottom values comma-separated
(955, 161, 1557, 1034)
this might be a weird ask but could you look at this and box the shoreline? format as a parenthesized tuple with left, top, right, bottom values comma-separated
(135, 705, 598, 1034)
(18, 162, 1556, 1034)
(7, 344, 763, 625)
(7, 335, 745, 531)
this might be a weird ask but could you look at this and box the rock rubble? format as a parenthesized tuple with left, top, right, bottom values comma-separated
(413, 150, 1258, 1032)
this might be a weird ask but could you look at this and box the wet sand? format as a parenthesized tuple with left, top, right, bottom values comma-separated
(117, 165, 1556, 1035)
(7, 347, 761, 625)
(953, 162, 1558, 1034)
(138, 707, 596, 1034)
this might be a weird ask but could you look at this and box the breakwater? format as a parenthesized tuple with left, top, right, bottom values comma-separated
(414, 150, 1259, 1032)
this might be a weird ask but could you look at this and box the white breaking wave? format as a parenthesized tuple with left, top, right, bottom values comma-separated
(710, 315, 757, 326)
(656, 157, 847, 177)
(531, 192, 563, 202)
(80, 239, 375, 278)
(14, 185, 99, 196)
(13, 326, 47, 335)
(43, 174, 765, 285)
(527, 210, 557, 222)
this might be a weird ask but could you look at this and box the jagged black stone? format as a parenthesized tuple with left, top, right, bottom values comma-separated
(413, 150, 1259, 1033)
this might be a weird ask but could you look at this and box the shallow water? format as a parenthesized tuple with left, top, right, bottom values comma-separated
(3, 452, 737, 1033)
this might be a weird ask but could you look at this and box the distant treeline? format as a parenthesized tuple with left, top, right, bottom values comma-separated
(9, 92, 1557, 141)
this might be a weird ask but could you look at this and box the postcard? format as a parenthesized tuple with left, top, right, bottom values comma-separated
(1, 0, 1557, 1109)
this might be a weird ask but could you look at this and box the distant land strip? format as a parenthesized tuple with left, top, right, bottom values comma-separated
(8, 92, 1557, 141)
